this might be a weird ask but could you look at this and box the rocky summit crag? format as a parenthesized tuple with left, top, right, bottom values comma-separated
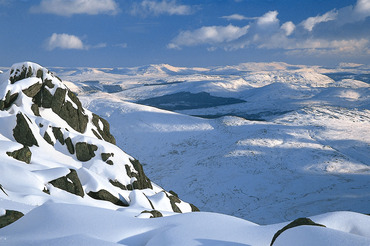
(0, 62, 198, 228)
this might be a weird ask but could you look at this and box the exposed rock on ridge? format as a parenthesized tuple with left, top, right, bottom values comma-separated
(0, 62, 198, 227)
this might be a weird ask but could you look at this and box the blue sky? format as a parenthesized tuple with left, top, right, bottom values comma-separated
(0, 0, 369, 67)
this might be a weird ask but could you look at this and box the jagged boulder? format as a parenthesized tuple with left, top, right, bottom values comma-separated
(22, 82, 42, 97)
(75, 142, 97, 162)
(6, 146, 32, 164)
(126, 159, 153, 190)
(0, 210, 24, 228)
(101, 153, 114, 165)
(49, 169, 84, 197)
(0, 91, 18, 110)
(87, 189, 128, 206)
(109, 179, 127, 190)
(13, 113, 38, 147)
(92, 113, 116, 144)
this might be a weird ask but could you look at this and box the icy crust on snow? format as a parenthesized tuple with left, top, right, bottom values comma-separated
(0, 202, 370, 246)
(0, 62, 195, 219)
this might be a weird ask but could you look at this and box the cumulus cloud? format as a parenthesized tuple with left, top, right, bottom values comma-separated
(30, 0, 119, 16)
(281, 21, 295, 36)
(168, 1, 370, 61)
(257, 11, 279, 26)
(168, 24, 249, 49)
(354, 0, 370, 16)
(131, 0, 193, 16)
(45, 33, 85, 50)
(302, 10, 338, 31)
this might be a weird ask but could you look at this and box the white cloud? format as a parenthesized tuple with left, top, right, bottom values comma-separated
(281, 21, 295, 36)
(285, 38, 370, 57)
(257, 11, 279, 26)
(168, 24, 249, 49)
(115, 43, 128, 48)
(221, 14, 255, 21)
(30, 0, 119, 16)
(301, 10, 337, 31)
(45, 33, 85, 50)
(354, 0, 370, 16)
(131, 0, 193, 16)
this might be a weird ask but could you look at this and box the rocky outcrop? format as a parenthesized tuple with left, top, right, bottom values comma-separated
(13, 113, 38, 147)
(49, 169, 84, 197)
(127, 159, 153, 190)
(75, 142, 97, 162)
(87, 190, 128, 206)
(6, 146, 32, 164)
(270, 217, 326, 246)
(0, 210, 24, 228)
(0, 62, 199, 224)
(92, 113, 116, 144)
(140, 210, 163, 218)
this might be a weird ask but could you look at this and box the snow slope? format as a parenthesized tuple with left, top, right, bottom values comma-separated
(61, 62, 370, 224)
(1, 202, 370, 246)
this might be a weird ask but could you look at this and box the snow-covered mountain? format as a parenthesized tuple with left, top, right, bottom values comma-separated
(0, 61, 369, 245)
(0, 62, 198, 227)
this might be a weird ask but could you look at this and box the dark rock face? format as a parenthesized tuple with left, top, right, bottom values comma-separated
(43, 131, 53, 145)
(190, 203, 200, 212)
(33, 85, 88, 134)
(270, 217, 326, 246)
(109, 179, 127, 190)
(13, 113, 38, 147)
(0, 210, 24, 228)
(92, 113, 116, 144)
(166, 193, 182, 213)
(0, 91, 19, 110)
(6, 146, 32, 164)
(101, 153, 114, 165)
(49, 169, 84, 197)
(22, 82, 42, 97)
(65, 137, 75, 154)
(75, 142, 97, 162)
(9, 65, 35, 84)
(87, 189, 128, 206)
(52, 127, 65, 145)
(126, 159, 153, 190)
(140, 210, 163, 218)
(31, 103, 40, 116)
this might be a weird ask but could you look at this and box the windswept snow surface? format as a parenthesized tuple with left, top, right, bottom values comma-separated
(1, 202, 370, 246)
(60, 62, 370, 225)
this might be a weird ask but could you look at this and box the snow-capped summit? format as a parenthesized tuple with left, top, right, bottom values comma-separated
(0, 62, 198, 228)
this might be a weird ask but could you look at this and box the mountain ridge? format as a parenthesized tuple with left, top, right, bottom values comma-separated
(0, 62, 198, 228)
